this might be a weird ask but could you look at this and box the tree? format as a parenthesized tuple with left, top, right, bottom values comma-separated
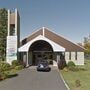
(83, 34, 90, 55)
(84, 42, 90, 54)
(0, 8, 7, 60)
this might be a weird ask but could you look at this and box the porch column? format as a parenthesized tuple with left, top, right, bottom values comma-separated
(57, 54, 60, 64)
(26, 52, 29, 67)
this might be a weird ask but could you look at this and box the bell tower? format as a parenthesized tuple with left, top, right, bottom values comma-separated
(6, 9, 20, 64)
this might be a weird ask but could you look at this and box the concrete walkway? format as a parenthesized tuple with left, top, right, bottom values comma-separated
(0, 68, 67, 90)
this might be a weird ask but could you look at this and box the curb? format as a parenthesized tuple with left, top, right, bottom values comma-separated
(57, 69, 70, 90)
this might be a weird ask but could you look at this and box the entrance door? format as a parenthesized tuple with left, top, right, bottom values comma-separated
(32, 54, 41, 65)
(32, 51, 44, 65)
(32, 51, 53, 65)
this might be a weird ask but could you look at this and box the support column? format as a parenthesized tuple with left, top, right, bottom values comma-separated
(26, 52, 29, 67)
(8, 10, 10, 36)
(57, 55, 60, 64)
(65, 52, 69, 63)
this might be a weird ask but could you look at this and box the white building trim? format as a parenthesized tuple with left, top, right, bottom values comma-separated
(19, 35, 65, 52)
(42, 27, 45, 36)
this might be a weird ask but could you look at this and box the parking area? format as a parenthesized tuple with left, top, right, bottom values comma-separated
(0, 67, 67, 90)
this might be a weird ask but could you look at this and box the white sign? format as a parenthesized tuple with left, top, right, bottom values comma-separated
(6, 36, 17, 64)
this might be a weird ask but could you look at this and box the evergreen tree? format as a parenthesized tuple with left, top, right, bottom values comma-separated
(0, 8, 7, 60)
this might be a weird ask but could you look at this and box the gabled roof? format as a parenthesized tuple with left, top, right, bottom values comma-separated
(21, 27, 85, 51)
(19, 35, 65, 52)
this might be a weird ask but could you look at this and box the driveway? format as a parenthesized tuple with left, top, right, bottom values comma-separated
(0, 68, 67, 90)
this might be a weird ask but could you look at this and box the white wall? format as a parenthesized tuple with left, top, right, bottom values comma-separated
(76, 52, 84, 65)
(65, 52, 69, 63)
(65, 52, 84, 65)
(6, 36, 17, 65)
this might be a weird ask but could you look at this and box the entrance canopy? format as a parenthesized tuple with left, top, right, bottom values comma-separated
(19, 35, 65, 52)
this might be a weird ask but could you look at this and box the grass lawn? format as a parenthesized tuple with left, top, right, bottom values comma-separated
(4, 69, 19, 76)
(61, 60, 90, 90)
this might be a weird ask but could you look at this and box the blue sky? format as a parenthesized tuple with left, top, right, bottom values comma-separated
(0, 0, 90, 43)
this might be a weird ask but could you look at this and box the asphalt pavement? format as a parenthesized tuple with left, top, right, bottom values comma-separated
(0, 68, 67, 90)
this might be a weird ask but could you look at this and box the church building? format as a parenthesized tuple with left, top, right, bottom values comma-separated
(6, 9, 85, 67)
(19, 27, 85, 67)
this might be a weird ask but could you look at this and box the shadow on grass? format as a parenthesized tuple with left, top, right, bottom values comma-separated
(7, 73, 18, 78)
(0, 74, 18, 81)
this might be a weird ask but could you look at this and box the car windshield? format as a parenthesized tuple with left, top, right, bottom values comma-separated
(39, 61, 48, 66)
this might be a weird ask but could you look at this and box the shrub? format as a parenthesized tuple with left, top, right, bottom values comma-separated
(12, 60, 20, 67)
(0, 62, 11, 72)
(7, 73, 18, 78)
(58, 59, 67, 70)
(1, 71, 18, 79)
(0, 71, 3, 80)
(67, 61, 76, 67)
(0, 72, 8, 80)
(67, 61, 79, 71)
(75, 79, 81, 87)
(14, 65, 24, 70)
(68, 67, 79, 71)
(6, 72, 18, 78)
(1, 72, 8, 79)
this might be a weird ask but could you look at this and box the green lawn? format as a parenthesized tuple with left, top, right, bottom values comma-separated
(61, 60, 90, 90)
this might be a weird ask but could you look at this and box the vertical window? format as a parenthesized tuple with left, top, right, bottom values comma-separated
(75, 52, 77, 60)
(10, 24, 15, 36)
(69, 52, 71, 60)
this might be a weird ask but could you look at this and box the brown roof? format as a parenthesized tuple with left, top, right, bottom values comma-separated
(21, 27, 85, 52)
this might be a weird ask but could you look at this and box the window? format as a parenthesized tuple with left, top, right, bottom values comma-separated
(69, 52, 71, 60)
(75, 52, 77, 60)
(10, 24, 15, 36)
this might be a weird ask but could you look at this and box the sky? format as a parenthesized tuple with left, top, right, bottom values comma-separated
(0, 0, 90, 43)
